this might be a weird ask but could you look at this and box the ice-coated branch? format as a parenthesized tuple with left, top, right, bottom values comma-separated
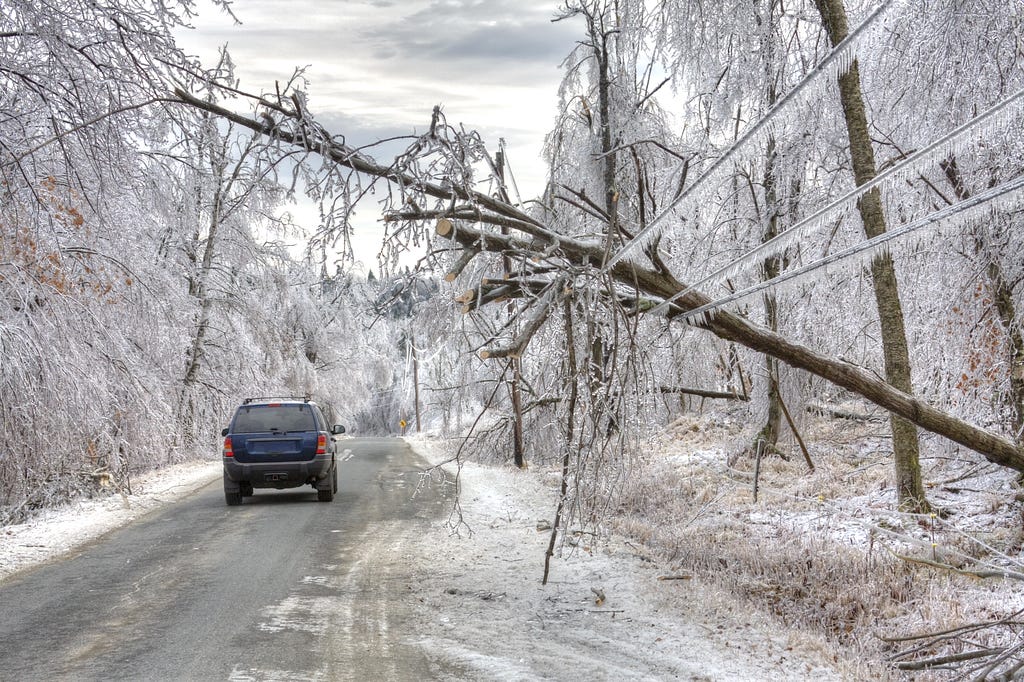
(602, 0, 899, 271)
(478, 280, 567, 360)
(444, 248, 479, 283)
(172, 87, 545, 231)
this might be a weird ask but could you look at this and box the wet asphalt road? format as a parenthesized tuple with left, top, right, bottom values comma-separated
(0, 438, 459, 681)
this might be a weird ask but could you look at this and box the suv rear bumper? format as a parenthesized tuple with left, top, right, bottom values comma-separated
(223, 454, 333, 490)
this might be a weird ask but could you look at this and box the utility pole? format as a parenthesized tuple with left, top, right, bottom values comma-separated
(408, 332, 422, 433)
(496, 148, 526, 468)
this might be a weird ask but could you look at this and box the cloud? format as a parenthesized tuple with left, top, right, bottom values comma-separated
(358, 0, 578, 70)
(435, 24, 575, 62)
(179, 0, 583, 198)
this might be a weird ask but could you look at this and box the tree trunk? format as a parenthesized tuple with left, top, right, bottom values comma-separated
(411, 336, 422, 432)
(752, 1, 784, 456)
(813, 0, 929, 512)
(593, 12, 618, 434)
(495, 150, 526, 468)
(993, 271, 1024, 441)
(178, 177, 223, 444)
(758, 138, 784, 454)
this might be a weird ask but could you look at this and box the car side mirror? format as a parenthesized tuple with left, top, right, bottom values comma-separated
(331, 425, 346, 435)
(221, 427, 229, 437)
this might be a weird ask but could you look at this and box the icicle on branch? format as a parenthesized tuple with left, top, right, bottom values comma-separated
(674, 172, 1024, 324)
(602, 0, 898, 271)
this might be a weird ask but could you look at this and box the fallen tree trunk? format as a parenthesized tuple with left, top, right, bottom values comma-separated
(171, 88, 1024, 475)
(436, 220, 1024, 474)
(651, 386, 749, 401)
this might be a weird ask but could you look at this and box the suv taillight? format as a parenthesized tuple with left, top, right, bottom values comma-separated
(223, 436, 234, 457)
(316, 433, 327, 455)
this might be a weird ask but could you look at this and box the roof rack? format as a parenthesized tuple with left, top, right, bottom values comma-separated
(242, 395, 311, 405)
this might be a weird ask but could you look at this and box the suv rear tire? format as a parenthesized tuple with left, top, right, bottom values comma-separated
(317, 468, 335, 502)
(225, 490, 242, 506)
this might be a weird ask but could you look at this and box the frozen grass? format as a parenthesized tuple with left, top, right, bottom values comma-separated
(615, 406, 1024, 680)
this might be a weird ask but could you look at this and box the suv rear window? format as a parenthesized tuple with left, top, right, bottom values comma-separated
(232, 405, 317, 434)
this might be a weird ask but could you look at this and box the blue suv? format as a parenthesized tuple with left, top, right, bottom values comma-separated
(221, 397, 345, 505)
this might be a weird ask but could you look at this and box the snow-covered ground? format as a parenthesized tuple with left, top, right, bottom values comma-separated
(1, 440, 842, 680)
(620, 408, 1024, 680)
(403, 436, 844, 681)
(5, 418, 1020, 680)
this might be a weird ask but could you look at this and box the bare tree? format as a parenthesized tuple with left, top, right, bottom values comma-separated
(812, 0, 928, 513)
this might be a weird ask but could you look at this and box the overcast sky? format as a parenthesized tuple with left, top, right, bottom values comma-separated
(177, 0, 581, 266)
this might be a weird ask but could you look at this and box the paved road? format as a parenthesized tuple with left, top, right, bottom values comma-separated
(0, 438, 461, 681)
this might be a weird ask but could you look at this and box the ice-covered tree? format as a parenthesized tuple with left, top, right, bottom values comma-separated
(171, 0, 1024, 493)
(0, 0, 375, 517)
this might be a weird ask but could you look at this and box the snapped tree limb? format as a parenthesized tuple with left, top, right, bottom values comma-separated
(434, 218, 1024, 474)
(443, 247, 478, 282)
(478, 280, 567, 360)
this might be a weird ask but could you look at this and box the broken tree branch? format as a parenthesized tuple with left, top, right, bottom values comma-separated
(445, 248, 479, 282)
(651, 386, 750, 401)
(778, 391, 814, 471)
(172, 85, 1024, 475)
(479, 280, 566, 360)
(894, 554, 1024, 582)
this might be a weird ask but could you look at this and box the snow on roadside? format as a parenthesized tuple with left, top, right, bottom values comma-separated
(404, 435, 843, 681)
(631, 409, 1024, 679)
(1, 435, 850, 680)
(0, 460, 220, 583)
